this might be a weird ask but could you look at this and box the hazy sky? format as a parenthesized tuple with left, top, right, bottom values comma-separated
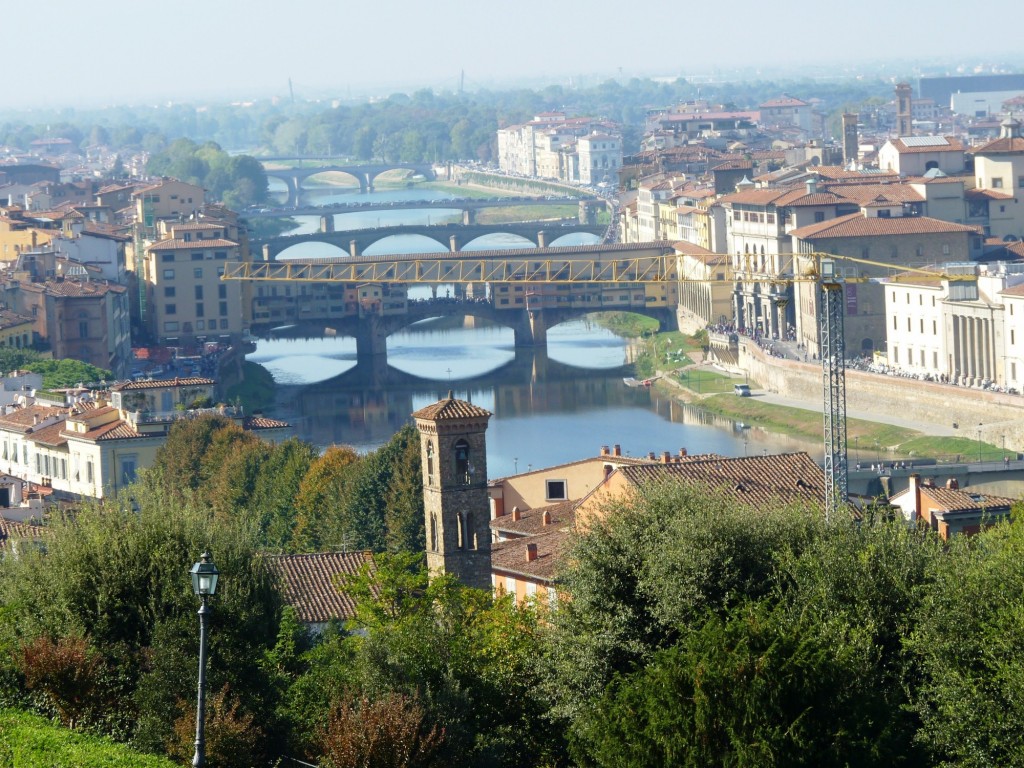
(5, 0, 1024, 108)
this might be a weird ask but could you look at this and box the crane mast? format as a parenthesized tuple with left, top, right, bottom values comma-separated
(819, 258, 848, 522)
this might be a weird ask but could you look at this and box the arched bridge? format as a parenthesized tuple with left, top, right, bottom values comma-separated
(262, 162, 436, 205)
(244, 196, 596, 221)
(249, 294, 673, 358)
(258, 222, 607, 260)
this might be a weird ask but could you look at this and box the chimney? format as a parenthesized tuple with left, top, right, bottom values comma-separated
(542, 510, 552, 526)
(613, 444, 621, 456)
(32, 413, 40, 425)
(946, 478, 959, 490)
(648, 451, 656, 460)
(908, 473, 922, 521)
(511, 506, 521, 522)
(805, 176, 818, 195)
(600, 445, 610, 456)
(662, 451, 671, 463)
(679, 448, 688, 457)
(526, 542, 538, 562)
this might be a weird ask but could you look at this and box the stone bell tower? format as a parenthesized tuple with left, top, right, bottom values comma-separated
(411, 392, 492, 590)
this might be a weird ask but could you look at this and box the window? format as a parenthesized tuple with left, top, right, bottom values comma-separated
(164, 287, 176, 297)
(1018, 176, 1024, 189)
(933, 320, 937, 335)
(214, 251, 227, 259)
(161, 253, 174, 263)
(86, 461, 94, 484)
(165, 303, 176, 315)
(121, 456, 137, 484)
(197, 320, 205, 330)
(196, 303, 204, 317)
(454, 439, 471, 484)
(907, 318, 911, 331)
(993, 178, 1004, 188)
(78, 321, 88, 338)
(546, 479, 567, 500)
(814, 211, 825, 223)
(195, 285, 204, 300)
(218, 284, 227, 299)
(219, 301, 228, 316)
(162, 269, 175, 280)
(1013, 330, 1017, 345)
(942, 244, 950, 255)
(892, 316, 897, 330)
(191, 252, 204, 261)
(426, 441, 435, 485)
(164, 322, 179, 332)
(194, 267, 203, 279)
(920, 319, 924, 333)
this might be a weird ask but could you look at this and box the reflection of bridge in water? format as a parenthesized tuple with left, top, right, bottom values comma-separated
(275, 345, 640, 449)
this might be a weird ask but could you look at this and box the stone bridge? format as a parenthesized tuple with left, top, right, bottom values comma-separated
(251, 296, 673, 358)
(257, 222, 608, 260)
(262, 162, 436, 205)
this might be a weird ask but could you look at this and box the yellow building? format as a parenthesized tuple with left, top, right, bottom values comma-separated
(0, 308, 33, 348)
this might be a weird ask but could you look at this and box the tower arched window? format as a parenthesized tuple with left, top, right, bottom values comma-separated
(426, 440, 435, 485)
(429, 512, 437, 551)
(454, 439, 470, 485)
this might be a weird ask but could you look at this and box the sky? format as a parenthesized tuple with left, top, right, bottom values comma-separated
(5, 0, 1024, 109)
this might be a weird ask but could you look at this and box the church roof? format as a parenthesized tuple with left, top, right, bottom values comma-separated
(412, 392, 492, 421)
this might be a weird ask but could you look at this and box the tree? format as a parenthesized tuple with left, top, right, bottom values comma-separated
(292, 446, 361, 551)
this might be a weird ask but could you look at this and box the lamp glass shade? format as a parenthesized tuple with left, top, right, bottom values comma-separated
(190, 553, 220, 596)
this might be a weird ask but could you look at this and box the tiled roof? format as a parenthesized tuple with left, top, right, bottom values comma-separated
(710, 159, 753, 172)
(921, 486, 1015, 513)
(774, 190, 849, 207)
(491, 500, 575, 537)
(965, 188, 1014, 201)
(491, 528, 570, 583)
(267, 551, 374, 623)
(111, 377, 215, 391)
(718, 188, 792, 206)
(0, 405, 65, 433)
(28, 421, 68, 447)
(826, 183, 924, 205)
(616, 452, 826, 509)
(244, 415, 290, 430)
(760, 95, 810, 108)
(147, 237, 238, 251)
(412, 393, 491, 421)
(672, 241, 718, 257)
(67, 420, 144, 441)
(970, 136, 1024, 154)
(791, 213, 979, 240)
(21, 280, 126, 298)
(0, 516, 46, 546)
(0, 308, 32, 329)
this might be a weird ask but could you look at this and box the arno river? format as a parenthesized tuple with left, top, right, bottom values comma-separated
(248, 182, 821, 476)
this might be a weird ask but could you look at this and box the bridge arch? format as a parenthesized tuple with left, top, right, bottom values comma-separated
(301, 169, 366, 193)
(363, 233, 451, 256)
(276, 241, 349, 260)
(545, 231, 603, 247)
(461, 233, 539, 249)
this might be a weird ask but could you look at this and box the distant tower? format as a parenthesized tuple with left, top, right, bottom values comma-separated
(895, 82, 913, 136)
(842, 113, 859, 166)
(412, 392, 492, 590)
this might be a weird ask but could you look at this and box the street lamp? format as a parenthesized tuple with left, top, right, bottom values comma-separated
(190, 551, 220, 768)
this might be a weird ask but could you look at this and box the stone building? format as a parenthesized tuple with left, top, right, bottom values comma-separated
(412, 393, 492, 590)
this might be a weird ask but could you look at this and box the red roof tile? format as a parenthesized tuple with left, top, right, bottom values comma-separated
(412, 393, 492, 421)
(791, 213, 979, 240)
(267, 551, 374, 623)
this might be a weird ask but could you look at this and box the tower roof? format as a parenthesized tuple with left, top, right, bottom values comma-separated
(412, 391, 492, 421)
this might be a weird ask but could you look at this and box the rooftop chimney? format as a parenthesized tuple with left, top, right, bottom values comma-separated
(805, 176, 818, 195)
(511, 506, 521, 522)
(662, 451, 671, 463)
(600, 445, 610, 456)
(946, 478, 959, 490)
(648, 451, 656, 460)
(526, 542, 538, 562)
(679, 448, 688, 457)
(542, 510, 552, 526)
(908, 473, 922, 521)
(613, 444, 621, 456)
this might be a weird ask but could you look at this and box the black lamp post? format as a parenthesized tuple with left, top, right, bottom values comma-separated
(190, 551, 220, 768)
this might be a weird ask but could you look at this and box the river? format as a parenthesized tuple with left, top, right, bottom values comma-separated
(248, 181, 822, 475)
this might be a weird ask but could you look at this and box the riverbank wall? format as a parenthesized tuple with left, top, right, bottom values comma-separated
(727, 339, 1024, 451)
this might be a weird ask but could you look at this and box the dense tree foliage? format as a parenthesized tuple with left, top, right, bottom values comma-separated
(0, 348, 111, 388)
(146, 137, 269, 208)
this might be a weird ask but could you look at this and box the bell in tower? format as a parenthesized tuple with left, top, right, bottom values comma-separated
(412, 391, 492, 590)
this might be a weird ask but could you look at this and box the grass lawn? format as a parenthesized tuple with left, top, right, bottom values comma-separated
(0, 709, 177, 767)
(672, 368, 737, 394)
(474, 204, 577, 224)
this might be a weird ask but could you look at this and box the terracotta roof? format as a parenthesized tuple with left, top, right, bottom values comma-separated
(21, 280, 126, 298)
(267, 551, 374, 623)
(616, 452, 826, 509)
(965, 188, 1014, 201)
(0, 405, 65, 433)
(491, 500, 575, 537)
(66, 420, 144, 441)
(147, 237, 238, 251)
(411, 393, 492, 421)
(111, 377, 215, 391)
(0, 308, 32, 330)
(0, 516, 46, 546)
(491, 528, 570, 583)
(826, 183, 924, 205)
(920, 486, 1015, 512)
(760, 95, 810, 108)
(28, 421, 68, 447)
(970, 136, 1024, 154)
(710, 159, 753, 172)
(167, 222, 225, 231)
(672, 241, 718, 257)
(791, 213, 979, 240)
(718, 188, 792, 206)
(773, 189, 849, 207)
(244, 415, 290, 430)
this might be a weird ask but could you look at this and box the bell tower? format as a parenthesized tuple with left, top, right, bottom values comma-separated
(412, 392, 492, 590)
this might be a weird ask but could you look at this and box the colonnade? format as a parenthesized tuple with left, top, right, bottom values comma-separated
(952, 314, 996, 385)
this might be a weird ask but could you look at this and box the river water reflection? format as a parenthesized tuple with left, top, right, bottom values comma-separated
(248, 319, 822, 477)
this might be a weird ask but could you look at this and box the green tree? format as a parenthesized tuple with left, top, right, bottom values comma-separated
(292, 446, 361, 551)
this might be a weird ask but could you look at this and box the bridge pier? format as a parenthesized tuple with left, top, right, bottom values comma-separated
(579, 200, 598, 225)
(513, 309, 548, 348)
(320, 215, 334, 233)
(537, 230, 548, 248)
(449, 234, 459, 252)
(350, 239, 360, 258)
(462, 209, 475, 226)
(355, 316, 388, 358)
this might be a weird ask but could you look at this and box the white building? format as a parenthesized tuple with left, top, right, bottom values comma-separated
(577, 133, 622, 185)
